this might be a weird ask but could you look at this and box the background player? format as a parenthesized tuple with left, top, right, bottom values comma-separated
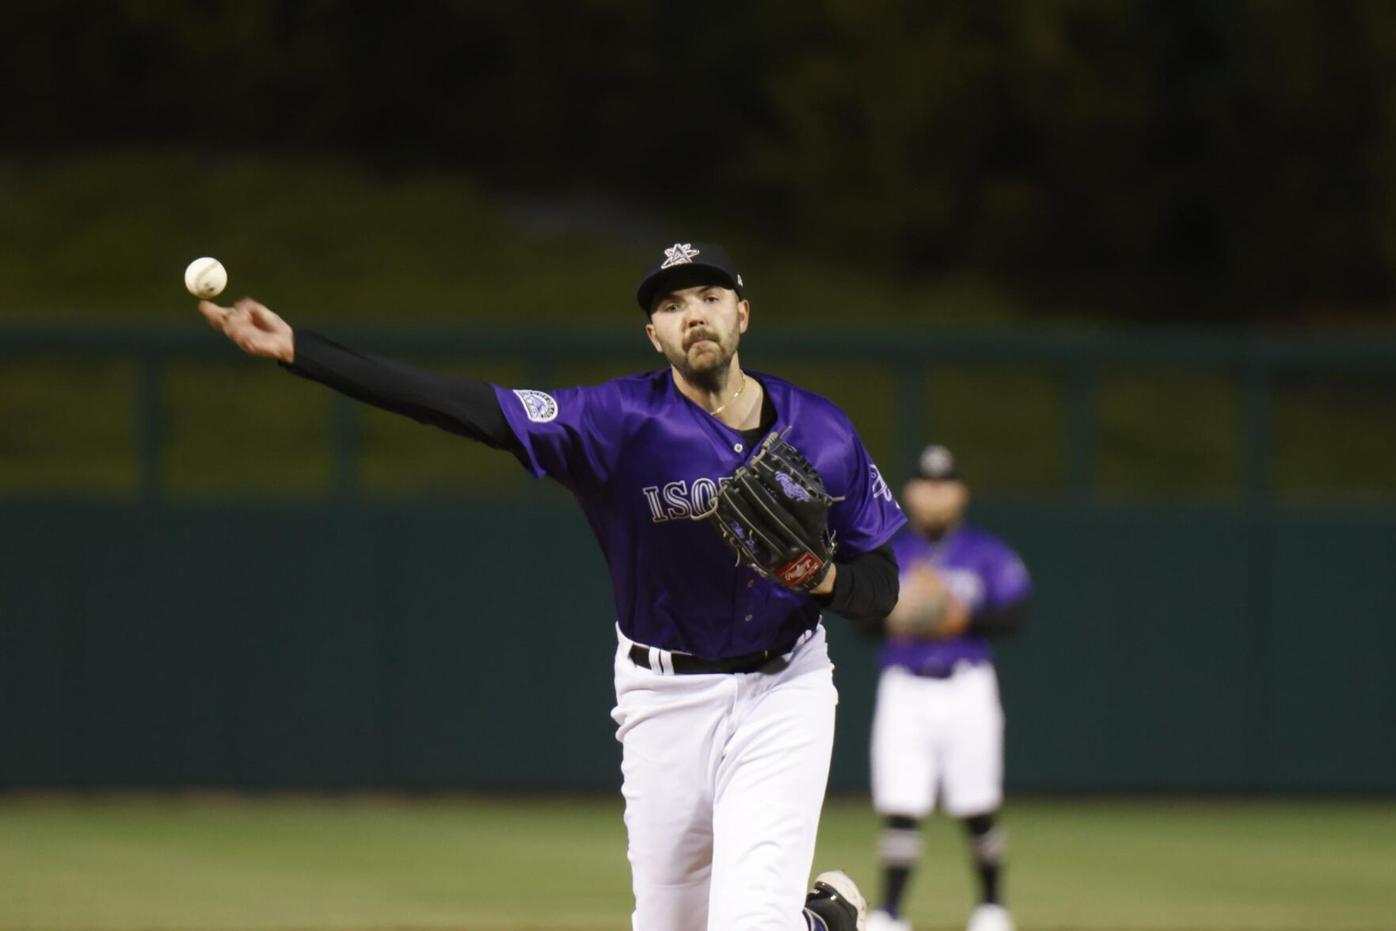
(865, 445, 1031, 931)
(197, 242, 904, 931)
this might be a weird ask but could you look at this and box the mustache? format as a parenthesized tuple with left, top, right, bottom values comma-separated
(684, 328, 720, 349)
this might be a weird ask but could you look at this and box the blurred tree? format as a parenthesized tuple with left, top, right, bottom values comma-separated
(755, 0, 1396, 319)
(3, 0, 1395, 322)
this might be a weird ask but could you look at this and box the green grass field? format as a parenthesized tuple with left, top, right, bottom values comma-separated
(1, 794, 1392, 931)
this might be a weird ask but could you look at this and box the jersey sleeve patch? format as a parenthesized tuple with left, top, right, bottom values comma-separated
(512, 389, 559, 423)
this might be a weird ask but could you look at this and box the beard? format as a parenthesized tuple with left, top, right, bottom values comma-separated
(915, 517, 953, 540)
(912, 510, 962, 540)
(664, 326, 739, 389)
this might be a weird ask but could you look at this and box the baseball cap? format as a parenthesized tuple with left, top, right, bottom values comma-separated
(914, 444, 960, 481)
(635, 241, 745, 313)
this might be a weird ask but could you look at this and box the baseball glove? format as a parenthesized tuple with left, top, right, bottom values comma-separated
(694, 431, 839, 589)
(886, 566, 969, 639)
(887, 566, 952, 637)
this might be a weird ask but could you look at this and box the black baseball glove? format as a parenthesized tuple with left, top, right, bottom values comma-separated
(695, 431, 840, 589)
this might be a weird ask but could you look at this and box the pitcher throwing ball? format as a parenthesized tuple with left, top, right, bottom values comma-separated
(198, 242, 905, 931)
(865, 446, 1032, 931)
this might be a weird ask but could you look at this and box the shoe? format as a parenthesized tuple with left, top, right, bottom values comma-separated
(966, 903, 1014, 931)
(868, 908, 911, 931)
(805, 869, 869, 931)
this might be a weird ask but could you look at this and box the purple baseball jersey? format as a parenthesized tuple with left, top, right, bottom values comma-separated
(494, 369, 906, 659)
(882, 523, 1032, 673)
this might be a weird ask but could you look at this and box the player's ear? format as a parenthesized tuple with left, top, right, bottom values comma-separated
(644, 321, 663, 354)
(737, 298, 750, 334)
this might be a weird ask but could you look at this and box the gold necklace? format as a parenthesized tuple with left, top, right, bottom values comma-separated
(709, 374, 747, 417)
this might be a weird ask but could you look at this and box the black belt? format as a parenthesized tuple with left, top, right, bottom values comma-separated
(629, 641, 799, 675)
(907, 659, 987, 680)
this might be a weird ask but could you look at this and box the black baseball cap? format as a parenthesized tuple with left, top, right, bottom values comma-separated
(635, 241, 745, 313)
(914, 444, 960, 481)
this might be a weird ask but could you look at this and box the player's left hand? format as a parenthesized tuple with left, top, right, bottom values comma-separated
(810, 563, 836, 597)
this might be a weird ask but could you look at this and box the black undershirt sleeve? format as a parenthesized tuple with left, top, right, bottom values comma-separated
(967, 598, 1029, 638)
(282, 330, 526, 464)
(813, 542, 900, 624)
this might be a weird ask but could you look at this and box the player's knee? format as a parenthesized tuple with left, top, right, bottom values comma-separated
(962, 811, 996, 835)
(962, 813, 1006, 866)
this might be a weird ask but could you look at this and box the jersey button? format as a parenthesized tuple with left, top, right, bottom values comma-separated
(744, 614, 753, 622)
(734, 443, 744, 453)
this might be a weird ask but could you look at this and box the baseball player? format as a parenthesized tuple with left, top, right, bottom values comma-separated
(864, 446, 1031, 931)
(198, 242, 906, 931)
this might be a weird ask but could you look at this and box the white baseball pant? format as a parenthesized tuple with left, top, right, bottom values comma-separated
(870, 662, 1004, 818)
(611, 625, 837, 931)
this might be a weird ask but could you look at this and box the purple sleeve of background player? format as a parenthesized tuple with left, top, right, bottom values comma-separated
(982, 537, 1033, 610)
(491, 383, 621, 492)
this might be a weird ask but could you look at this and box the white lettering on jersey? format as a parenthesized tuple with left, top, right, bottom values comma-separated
(513, 389, 558, 423)
(641, 486, 668, 522)
(641, 473, 811, 524)
(641, 476, 730, 523)
(691, 477, 718, 514)
(661, 481, 691, 519)
(870, 464, 897, 505)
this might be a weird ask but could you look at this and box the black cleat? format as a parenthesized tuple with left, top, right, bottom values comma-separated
(805, 869, 868, 931)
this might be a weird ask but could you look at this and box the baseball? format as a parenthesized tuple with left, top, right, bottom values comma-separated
(184, 257, 228, 298)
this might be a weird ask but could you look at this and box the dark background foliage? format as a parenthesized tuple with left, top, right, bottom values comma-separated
(7, 0, 1396, 323)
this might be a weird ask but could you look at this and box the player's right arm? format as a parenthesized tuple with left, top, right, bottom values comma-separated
(198, 298, 525, 457)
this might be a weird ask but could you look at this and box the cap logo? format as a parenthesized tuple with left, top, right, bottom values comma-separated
(660, 242, 701, 269)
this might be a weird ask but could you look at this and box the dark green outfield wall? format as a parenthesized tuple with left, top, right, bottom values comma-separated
(3, 499, 1392, 793)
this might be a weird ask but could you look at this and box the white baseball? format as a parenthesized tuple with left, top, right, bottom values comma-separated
(184, 257, 228, 298)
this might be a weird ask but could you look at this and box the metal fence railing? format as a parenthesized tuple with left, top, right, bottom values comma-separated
(3, 324, 1395, 506)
